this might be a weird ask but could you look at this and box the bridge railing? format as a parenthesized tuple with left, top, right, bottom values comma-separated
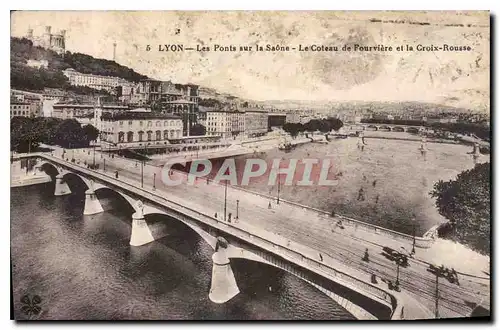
(21, 152, 399, 316)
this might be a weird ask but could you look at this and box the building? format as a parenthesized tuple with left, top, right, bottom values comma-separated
(98, 112, 183, 146)
(245, 109, 269, 137)
(131, 79, 200, 136)
(268, 113, 286, 129)
(205, 109, 245, 139)
(52, 102, 129, 119)
(26, 59, 49, 69)
(26, 26, 66, 55)
(63, 68, 132, 94)
(10, 90, 43, 117)
(10, 101, 32, 118)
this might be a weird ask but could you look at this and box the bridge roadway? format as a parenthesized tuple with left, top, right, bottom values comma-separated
(20, 150, 490, 319)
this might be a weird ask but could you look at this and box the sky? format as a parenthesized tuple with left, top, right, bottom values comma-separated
(11, 11, 490, 110)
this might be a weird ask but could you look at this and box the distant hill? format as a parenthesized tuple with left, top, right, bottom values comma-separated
(10, 37, 149, 92)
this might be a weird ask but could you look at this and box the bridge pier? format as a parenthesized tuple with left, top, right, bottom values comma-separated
(129, 207, 155, 247)
(209, 248, 240, 304)
(54, 174, 71, 196)
(83, 188, 104, 215)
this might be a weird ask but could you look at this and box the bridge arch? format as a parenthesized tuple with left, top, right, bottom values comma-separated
(366, 125, 379, 131)
(392, 126, 405, 132)
(379, 125, 392, 132)
(93, 186, 138, 212)
(38, 161, 60, 177)
(225, 246, 392, 320)
(38, 161, 92, 189)
(61, 171, 92, 190)
(141, 208, 217, 249)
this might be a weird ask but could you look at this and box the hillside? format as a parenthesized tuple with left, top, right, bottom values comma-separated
(10, 37, 149, 92)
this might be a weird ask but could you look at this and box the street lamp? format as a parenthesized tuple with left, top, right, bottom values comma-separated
(224, 180, 228, 222)
(236, 199, 239, 219)
(277, 175, 281, 204)
(103, 158, 106, 172)
(153, 173, 156, 190)
(93, 145, 96, 168)
(412, 220, 416, 255)
(141, 160, 144, 188)
(396, 260, 401, 287)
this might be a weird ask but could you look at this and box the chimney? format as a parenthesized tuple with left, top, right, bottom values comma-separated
(27, 28, 33, 39)
(113, 43, 117, 61)
(45, 26, 51, 34)
(60, 30, 66, 37)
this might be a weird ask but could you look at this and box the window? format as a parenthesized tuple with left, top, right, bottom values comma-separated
(147, 121, 152, 127)
(140, 121, 143, 126)
(164, 121, 168, 126)
(156, 121, 161, 127)
(147, 131, 152, 141)
(127, 131, 134, 142)
(138, 131, 144, 142)
(156, 130, 161, 140)
(119, 121, 124, 126)
(128, 121, 133, 126)
(118, 132, 125, 143)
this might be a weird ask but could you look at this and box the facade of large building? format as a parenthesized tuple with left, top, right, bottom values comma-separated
(10, 101, 32, 118)
(11, 90, 43, 117)
(205, 110, 245, 138)
(52, 102, 129, 119)
(244, 109, 269, 137)
(63, 68, 133, 94)
(26, 26, 66, 55)
(204, 108, 268, 138)
(131, 79, 200, 136)
(98, 112, 183, 145)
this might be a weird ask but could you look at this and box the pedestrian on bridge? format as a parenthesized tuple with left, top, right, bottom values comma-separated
(228, 213, 232, 223)
(214, 212, 218, 219)
(268, 201, 272, 209)
(362, 248, 370, 262)
(115, 171, 119, 179)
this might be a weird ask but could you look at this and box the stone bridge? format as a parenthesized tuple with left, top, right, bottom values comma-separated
(349, 124, 425, 133)
(12, 153, 404, 320)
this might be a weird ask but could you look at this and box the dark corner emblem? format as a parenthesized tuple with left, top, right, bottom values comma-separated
(21, 294, 42, 318)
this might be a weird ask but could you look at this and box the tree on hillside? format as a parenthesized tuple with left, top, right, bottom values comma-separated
(190, 124, 206, 136)
(83, 124, 100, 142)
(430, 162, 490, 255)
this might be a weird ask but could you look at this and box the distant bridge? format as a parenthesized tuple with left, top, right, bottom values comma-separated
(349, 124, 426, 133)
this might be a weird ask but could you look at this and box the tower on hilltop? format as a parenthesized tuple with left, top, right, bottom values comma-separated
(26, 26, 66, 55)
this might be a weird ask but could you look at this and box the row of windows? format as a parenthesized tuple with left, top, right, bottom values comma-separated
(118, 120, 181, 127)
(11, 105, 29, 110)
(115, 130, 181, 143)
(11, 110, 29, 116)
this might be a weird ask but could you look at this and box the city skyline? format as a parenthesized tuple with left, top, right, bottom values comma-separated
(11, 11, 489, 111)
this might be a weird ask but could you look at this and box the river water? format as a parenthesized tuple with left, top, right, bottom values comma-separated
(11, 181, 354, 320)
(174, 136, 478, 235)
